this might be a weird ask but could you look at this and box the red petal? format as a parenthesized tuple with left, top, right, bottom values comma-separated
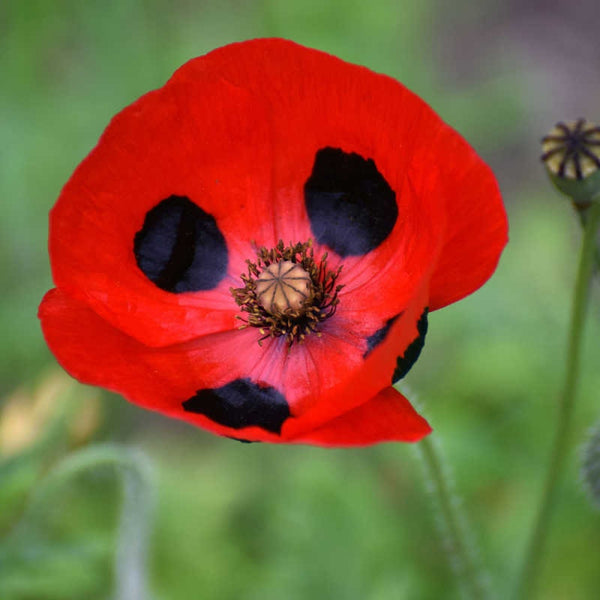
(278, 277, 430, 438)
(415, 125, 508, 310)
(39, 288, 178, 411)
(49, 76, 278, 347)
(50, 38, 505, 352)
(41, 39, 507, 445)
(39, 288, 291, 442)
(170, 39, 504, 318)
(39, 284, 429, 445)
(290, 386, 431, 446)
(169, 39, 448, 318)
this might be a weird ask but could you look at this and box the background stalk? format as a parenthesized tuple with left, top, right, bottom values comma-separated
(417, 434, 491, 600)
(514, 201, 600, 599)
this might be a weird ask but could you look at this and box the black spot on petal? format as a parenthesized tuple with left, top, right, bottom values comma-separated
(304, 147, 398, 257)
(363, 313, 402, 358)
(134, 195, 227, 293)
(392, 309, 429, 383)
(182, 378, 290, 434)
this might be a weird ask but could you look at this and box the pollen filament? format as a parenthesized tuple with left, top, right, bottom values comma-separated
(230, 240, 343, 346)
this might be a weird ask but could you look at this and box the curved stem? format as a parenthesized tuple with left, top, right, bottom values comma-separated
(418, 435, 491, 600)
(515, 201, 600, 599)
(13, 444, 155, 600)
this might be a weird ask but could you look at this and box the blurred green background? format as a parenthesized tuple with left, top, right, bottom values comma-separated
(1, 1, 600, 599)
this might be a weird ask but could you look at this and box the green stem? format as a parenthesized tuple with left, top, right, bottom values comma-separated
(13, 444, 155, 600)
(574, 203, 600, 273)
(515, 201, 600, 599)
(418, 435, 491, 600)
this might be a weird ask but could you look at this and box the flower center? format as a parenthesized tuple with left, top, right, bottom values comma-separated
(231, 241, 343, 346)
(255, 260, 313, 314)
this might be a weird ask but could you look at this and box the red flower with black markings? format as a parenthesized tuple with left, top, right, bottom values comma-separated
(38, 39, 508, 446)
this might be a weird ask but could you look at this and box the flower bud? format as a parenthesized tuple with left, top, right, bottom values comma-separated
(541, 119, 600, 202)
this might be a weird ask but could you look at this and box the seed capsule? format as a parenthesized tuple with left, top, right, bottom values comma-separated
(541, 119, 600, 202)
(255, 260, 313, 315)
(541, 119, 600, 180)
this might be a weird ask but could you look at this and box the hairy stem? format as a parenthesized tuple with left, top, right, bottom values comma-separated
(418, 434, 491, 600)
(515, 201, 600, 599)
(14, 444, 155, 600)
(575, 203, 600, 273)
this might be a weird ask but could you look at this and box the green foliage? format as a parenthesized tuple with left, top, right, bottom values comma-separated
(1, 1, 599, 599)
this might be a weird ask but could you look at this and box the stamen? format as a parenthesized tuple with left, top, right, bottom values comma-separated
(230, 240, 343, 347)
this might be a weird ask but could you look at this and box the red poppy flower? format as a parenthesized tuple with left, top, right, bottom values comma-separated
(38, 38, 507, 446)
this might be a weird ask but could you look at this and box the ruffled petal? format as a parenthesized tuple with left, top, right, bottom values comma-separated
(39, 288, 180, 412)
(41, 39, 507, 445)
(407, 122, 508, 311)
(39, 288, 289, 442)
(278, 277, 429, 438)
(49, 76, 278, 347)
(50, 38, 505, 351)
(169, 38, 448, 321)
(39, 282, 429, 444)
(290, 386, 431, 446)
(170, 39, 505, 320)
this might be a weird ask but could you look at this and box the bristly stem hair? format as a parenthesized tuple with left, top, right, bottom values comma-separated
(417, 431, 492, 600)
(515, 201, 600, 599)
